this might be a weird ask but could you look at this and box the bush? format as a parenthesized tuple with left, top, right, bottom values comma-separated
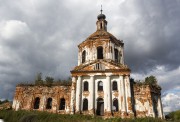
(166, 110, 180, 121)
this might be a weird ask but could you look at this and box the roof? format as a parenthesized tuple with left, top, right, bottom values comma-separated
(79, 30, 124, 47)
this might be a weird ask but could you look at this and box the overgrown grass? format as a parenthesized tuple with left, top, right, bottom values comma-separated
(0, 109, 176, 122)
(165, 110, 180, 122)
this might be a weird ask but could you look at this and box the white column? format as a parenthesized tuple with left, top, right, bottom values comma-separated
(70, 77, 76, 114)
(118, 75, 122, 110)
(75, 76, 82, 112)
(121, 75, 127, 113)
(125, 75, 132, 113)
(158, 96, 164, 119)
(89, 75, 95, 113)
(106, 74, 112, 112)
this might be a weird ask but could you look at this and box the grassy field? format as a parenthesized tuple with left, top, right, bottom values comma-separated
(0, 109, 179, 122)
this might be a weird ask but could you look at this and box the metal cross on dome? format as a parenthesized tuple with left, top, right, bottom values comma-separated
(100, 5, 103, 14)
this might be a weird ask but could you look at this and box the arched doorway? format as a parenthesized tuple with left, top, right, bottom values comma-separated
(83, 98, 88, 111)
(96, 98, 104, 116)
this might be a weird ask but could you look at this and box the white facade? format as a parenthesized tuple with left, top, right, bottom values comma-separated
(70, 74, 132, 116)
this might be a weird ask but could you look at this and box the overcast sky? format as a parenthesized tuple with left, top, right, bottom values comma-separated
(0, 0, 180, 113)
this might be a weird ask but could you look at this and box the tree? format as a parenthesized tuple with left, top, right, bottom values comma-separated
(0, 99, 9, 104)
(45, 76, 54, 86)
(35, 73, 43, 85)
(145, 75, 157, 85)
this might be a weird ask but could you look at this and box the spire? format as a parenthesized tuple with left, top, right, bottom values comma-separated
(100, 5, 103, 14)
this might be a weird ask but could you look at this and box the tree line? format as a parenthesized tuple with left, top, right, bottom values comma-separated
(18, 73, 72, 87)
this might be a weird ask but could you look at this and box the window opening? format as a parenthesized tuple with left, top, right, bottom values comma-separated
(100, 23, 103, 29)
(34, 97, 40, 109)
(112, 81, 118, 91)
(97, 46, 103, 59)
(46, 98, 52, 109)
(98, 81, 103, 91)
(84, 81, 88, 91)
(59, 98, 66, 110)
(82, 50, 86, 63)
(114, 49, 118, 63)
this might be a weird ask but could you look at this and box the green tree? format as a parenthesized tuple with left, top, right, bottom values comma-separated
(145, 75, 157, 85)
(0, 99, 9, 104)
(45, 76, 54, 86)
(35, 73, 43, 85)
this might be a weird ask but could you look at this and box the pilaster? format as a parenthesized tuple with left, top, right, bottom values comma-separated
(70, 77, 76, 114)
(104, 74, 112, 116)
(121, 75, 127, 117)
(75, 76, 82, 113)
(89, 75, 95, 114)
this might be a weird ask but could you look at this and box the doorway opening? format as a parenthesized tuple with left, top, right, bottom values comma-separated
(96, 98, 104, 116)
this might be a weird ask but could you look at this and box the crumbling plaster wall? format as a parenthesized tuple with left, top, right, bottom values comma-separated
(12, 85, 71, 114)
(133, 84, 163, 118)
(78, 39, 124, 65)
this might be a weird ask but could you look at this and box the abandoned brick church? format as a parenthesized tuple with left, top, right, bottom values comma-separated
(12, 9, 163, 118)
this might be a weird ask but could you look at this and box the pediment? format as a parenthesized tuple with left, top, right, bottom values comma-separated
(72, 60, 129, 72)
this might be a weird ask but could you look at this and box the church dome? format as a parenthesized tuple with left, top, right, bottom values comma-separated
(97, 13, 106, 20)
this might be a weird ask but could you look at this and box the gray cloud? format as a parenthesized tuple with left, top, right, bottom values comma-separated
(0, 0, 180, 112)
(108, 0, 180, 74)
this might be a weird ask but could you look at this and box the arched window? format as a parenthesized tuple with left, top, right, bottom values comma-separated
(46, 98, 52, 109)
(97, 46, 103, 59)
(100, 23, 103, 29)
(112, 81, 118, 91)
(82, 50, 86, 63)
(84, 81, 88, 91)
(114, 49, 118, 63)
(98, 81, 103, 91)
(113, 99, 119, 111)
(34, 97, 40, 109)
(59, 98, 65, 110)
(83, 98, 88, 111)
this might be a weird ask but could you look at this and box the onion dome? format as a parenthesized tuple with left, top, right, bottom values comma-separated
(97, 5, 106, 20)
(97, 13, 106, 20)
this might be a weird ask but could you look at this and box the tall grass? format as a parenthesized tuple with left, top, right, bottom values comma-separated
(0, 110, 169, 122)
